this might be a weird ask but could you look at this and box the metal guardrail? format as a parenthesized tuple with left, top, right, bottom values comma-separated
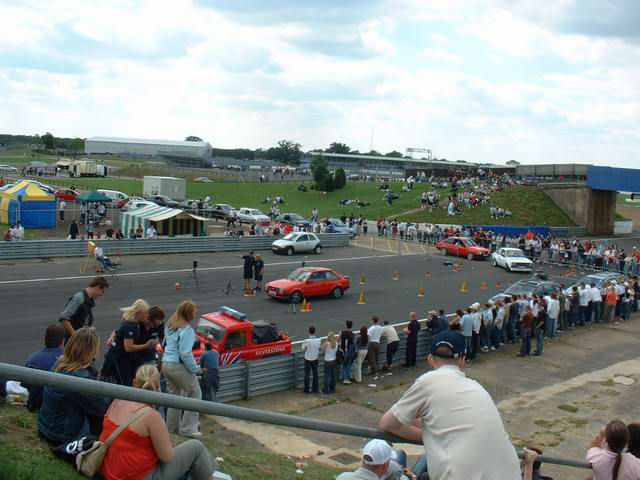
(0, 362, 592, 471)
(0, 233, 351, 259)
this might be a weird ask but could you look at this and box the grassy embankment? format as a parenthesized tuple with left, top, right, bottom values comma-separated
(31, 176, 576, 227)
(0, 404, 342, 480)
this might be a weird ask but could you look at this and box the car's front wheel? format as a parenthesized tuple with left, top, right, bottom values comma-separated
(440, 248, 448, 256)
(332, 287, 343, 299)
(314, 245, 322, 254)
(290, 291, 303, 304)
(286, 247, 294, 256)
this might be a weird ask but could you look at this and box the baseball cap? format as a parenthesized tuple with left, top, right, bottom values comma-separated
(362, 439, 396, 465)
(430, 331, 467, 359)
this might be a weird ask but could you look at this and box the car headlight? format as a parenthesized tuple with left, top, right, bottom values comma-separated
(278, 288, 287, 294)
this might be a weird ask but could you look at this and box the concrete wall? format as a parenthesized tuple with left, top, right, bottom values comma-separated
(538, 183, 616, 236)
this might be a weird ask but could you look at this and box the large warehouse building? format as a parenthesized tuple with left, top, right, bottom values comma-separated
(85, 136, 213, 165)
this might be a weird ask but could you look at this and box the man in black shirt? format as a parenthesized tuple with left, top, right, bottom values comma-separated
(59, 277, 109, 340)
(403, 312, 421, 368)
(241, 251, 255, 293)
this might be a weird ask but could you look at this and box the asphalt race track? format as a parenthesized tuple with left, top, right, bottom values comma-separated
(1, 238, 637, 366)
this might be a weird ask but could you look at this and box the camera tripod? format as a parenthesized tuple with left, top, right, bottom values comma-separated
(183, 261, 200, 291)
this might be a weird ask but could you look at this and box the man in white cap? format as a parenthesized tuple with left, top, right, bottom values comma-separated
(337, 439, 418, 480)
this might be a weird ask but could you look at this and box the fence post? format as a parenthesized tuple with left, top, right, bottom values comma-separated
(244, 361, 251, 400)
(292, 353, 298, 390)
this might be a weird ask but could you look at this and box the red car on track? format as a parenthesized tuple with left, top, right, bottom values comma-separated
(435, 236, 491, 260)
(266, 267, 350, 303)
(54, 188, 79, 202)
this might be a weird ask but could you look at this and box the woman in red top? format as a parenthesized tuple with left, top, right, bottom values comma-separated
(100, 365, 219, 480)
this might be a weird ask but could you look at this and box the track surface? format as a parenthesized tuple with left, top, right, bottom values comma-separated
(1, 238, 637, 366)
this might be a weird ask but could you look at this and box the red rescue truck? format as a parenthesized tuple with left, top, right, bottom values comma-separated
(191, 306, 292, 366)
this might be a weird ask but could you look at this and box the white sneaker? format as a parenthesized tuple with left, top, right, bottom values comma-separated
(343, 379, 351, 385)
(490, 346, 496, 351)
(180, 431, 203, 439)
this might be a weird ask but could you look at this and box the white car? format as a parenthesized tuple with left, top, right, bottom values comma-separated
(194, 176, 212, 183)
(491, 247, 533, 272)
(0, 164, 17, 172)
(272, 232, 322, 256)
(236, 207, 271, 226)
(123, 200, 157, 211)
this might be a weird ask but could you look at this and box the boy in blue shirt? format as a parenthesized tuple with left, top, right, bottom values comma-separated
(200, 343, 220, 402)
(25, 324, 65, 411)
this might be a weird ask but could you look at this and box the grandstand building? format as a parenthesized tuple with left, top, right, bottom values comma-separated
(303, 151, 511, 177)
(85, 136, 213, 167)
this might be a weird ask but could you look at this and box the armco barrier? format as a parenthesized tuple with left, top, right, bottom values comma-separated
(0, 233, 351, 260)
(0, 362, 591, 471)
(216, 329, 433, 403)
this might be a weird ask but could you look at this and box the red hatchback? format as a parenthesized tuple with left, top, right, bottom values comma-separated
(54, 188, 79, 202)
(435, 236, 491, 260)
(266, 267, 350, 303)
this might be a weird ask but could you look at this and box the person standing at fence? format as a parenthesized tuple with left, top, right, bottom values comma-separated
(68, 220, 79, 240)
(404, 312, 421, 368)
(302, 326, 321, 393)
(59, 276, 109, 341)
(322, 332, 338, 394)
(382, 320, 400, 371)
(366, 316, 384, 375)
(59, 200, 66, 222)
(162, 300, 203, 438)
(339, 321, 355, 384)
(200, 343, 220, 402)
(353, 326, 369, 384)
(86, 220, 95, 239)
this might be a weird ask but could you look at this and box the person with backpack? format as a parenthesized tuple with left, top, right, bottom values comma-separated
(339, 321, 355, 384)
(101, 299, 154, 386)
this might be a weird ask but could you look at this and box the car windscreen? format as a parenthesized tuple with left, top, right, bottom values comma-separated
(504, 249, 525, 257)
(283, 233, 298, 240)
(287, 268, 310, 281)
(196, 318, 226, 342)
(289, 213, 304, 220)
(503, 282, 537, 295)
(329, 218, 346, 226)
(463, 239, 478, 247)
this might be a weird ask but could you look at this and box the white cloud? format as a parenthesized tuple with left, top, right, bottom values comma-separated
(0, 0, 639, 167)
(420, 48, 464, 64)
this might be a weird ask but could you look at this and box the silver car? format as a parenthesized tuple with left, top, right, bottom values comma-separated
(272, 232, 322, 256)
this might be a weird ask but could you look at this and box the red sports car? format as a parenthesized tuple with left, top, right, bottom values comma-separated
(266, 267, 350, 303)
(54, 188, 79, 202)
(435, 236, 490, 260)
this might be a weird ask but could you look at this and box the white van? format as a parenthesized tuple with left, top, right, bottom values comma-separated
(97, 189, 129, 208)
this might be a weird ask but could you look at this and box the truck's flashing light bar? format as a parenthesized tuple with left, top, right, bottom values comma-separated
(219, 306, 247, 321)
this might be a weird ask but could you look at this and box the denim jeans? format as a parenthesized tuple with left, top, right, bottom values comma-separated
(341, 360, 353, 381)
(535, 327, 544, 354)
(545, 317, 556, 338)
(520, 328, 531, 356)
(491, 325, 502, 348)
(304, 359, 319, 393)
(506, 318, 517, 342)
(480, 325, 491, 349)
(323, 361, 337, 394)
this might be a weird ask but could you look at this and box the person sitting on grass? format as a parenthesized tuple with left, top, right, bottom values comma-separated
(38, 327, 111, 445)
(24, 324, 65, 411)
(99, 364, 221, 480)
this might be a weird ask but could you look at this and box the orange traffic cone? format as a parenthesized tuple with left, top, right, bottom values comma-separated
(392, 270, 400, 281)
(480, 281, 488, 290)
(425, 271, 432, 278)
(495, 281, 502, 289)
(360, 273, 366, 285)
(417, 286, 425, 298)
(460, 280, 468, 293)
(301, 299, 308, 311)
(508, 278, 513, 285)
(357, 289, 366, 305)
(302, 300, 312, 312)
(175, 282, 182, 290)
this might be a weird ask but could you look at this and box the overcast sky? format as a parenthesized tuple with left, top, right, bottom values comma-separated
(1, 0, 639, 166)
